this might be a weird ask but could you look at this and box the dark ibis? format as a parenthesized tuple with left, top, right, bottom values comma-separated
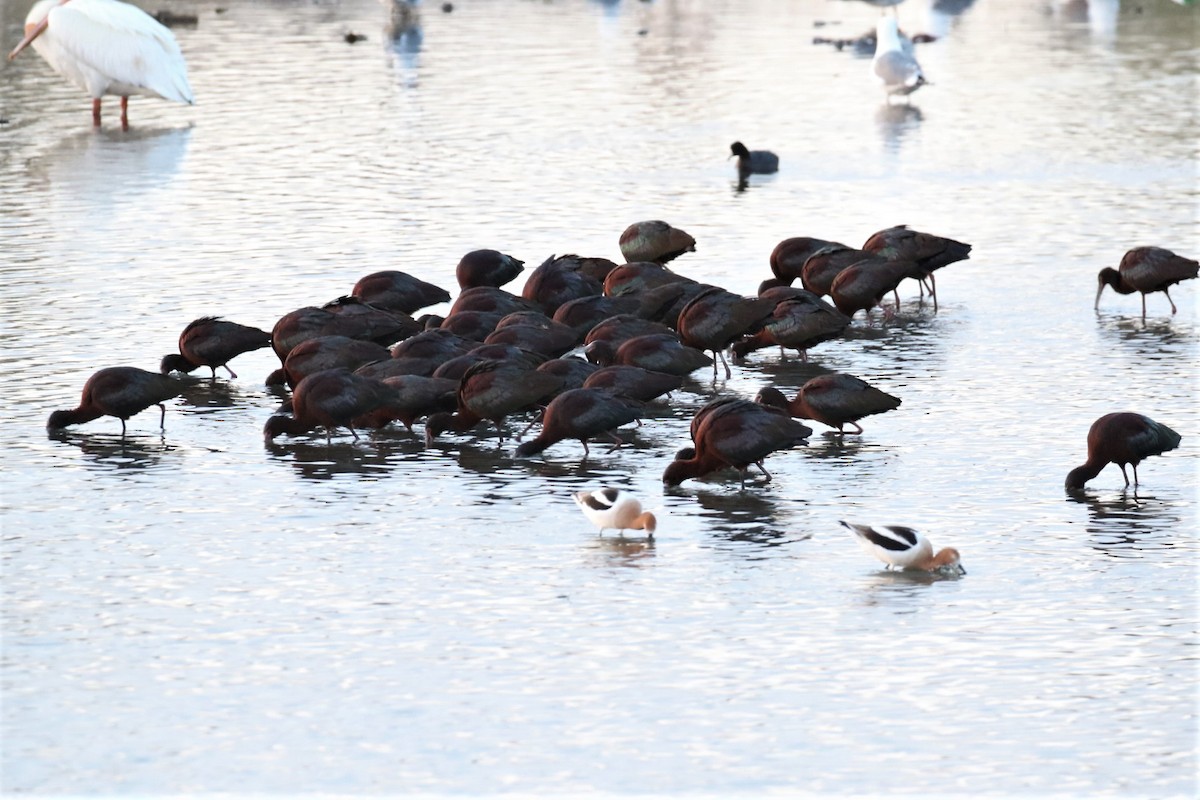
(662, 397, 812, 489)
(264, 368, 401, 444)
(755, 374, 900, 434)
(731, 292, 849, 362)
(1095, 246, 1198, 320)
(769, 237, 844, 287)
(424, 359, 562, 445)
(862, 224, 972, 311)
(1065, 412, 1181, 491)
(455, 249, 524, 290)
(676, 287, 775, 378)
(618, 220, 696, 265)
(515, 387, 642, 457)
(520, 254, 605, 315)
(48, 366, 185, 437)
(584, 333, 712, 377)
(160, 316, 271, 379)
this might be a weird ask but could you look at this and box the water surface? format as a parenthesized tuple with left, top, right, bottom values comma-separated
(1, 0, 1197, 795)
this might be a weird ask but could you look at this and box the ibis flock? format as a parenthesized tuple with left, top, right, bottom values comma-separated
(18, 0, 1195, 574)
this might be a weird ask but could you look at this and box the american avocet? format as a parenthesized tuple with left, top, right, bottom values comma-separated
(572, 487, 657, 537)
(840, 521, 965, 574)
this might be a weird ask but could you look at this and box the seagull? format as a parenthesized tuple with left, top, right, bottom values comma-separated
(872, 17, 926, 101)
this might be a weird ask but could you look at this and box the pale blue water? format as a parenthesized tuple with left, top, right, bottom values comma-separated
(1, 0, 1197, 796)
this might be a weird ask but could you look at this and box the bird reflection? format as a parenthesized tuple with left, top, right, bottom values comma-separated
(854, 566, 964, 609)
(802, 434, 871, 461)
(28, 125, 192, 202)
(175, 379, 250, 413)
(387, 0, 423, 85)
(1050, 0, 1119, 40)
(1094, 313, 1196, 361)
(264, 436, 422, 480)
(911, 0, 979, 39)
(677, 488, 802, 550)
(48, 429, 177, 471)
(876, 102, 923, 153)
(582, 534, 657, 568)
(1066, 489, 1183, 556)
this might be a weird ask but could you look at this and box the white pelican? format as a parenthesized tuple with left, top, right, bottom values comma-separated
(8, 0, 194, 129)
(872, 16, 926, 101)
(840, 521, 965, 574)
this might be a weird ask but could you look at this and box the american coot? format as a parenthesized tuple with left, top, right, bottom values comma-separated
(729, 141, 779, 176)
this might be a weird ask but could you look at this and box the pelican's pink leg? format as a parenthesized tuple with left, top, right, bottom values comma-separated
(120, 96, 129, 130)
(92, 98, 102, 127)
(1164, 288, 1177, 315)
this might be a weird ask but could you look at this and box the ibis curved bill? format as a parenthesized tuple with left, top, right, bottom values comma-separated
(8, 0, 194, 129)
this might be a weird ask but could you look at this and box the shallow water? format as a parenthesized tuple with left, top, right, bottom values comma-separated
(1, 0, 1197, 795)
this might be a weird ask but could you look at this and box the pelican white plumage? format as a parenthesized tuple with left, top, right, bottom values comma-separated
(872, 17, 926, 101)
(8, 0, 194, 129)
